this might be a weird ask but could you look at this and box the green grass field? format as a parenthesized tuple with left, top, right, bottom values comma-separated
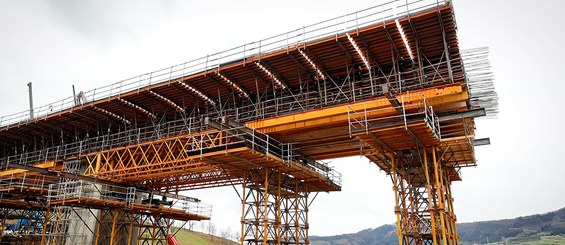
(485, 235, 565, 245)
(521, 236, 565, 245)
(171, 228, 238, 245)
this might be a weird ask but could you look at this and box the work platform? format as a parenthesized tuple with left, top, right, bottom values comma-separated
(0, 1, 497, 244)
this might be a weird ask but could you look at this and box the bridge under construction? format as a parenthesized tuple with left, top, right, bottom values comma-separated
(0, 1, 497, 244)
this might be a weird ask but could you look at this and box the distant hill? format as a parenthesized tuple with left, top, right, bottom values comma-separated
(310, 225, 397, 245)
(311, 207, 565, 245)
(458, 207, 565, 244)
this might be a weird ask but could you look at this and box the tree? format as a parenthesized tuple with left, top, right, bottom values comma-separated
(219, 227, 233, 241)
(233, 231, 241, 242)
(207, 222, 217, 241)
(220, 229, 230, 240)
(199, 221, 206, 233)
(188, 221, 195, 231)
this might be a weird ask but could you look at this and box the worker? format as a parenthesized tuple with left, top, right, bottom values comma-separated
(76, 91, 87, 105)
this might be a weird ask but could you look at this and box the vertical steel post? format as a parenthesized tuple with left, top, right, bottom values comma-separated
(27, 82, 34, 119)
(304, 192, 309, 245)
(423, 147, 438, 245)
(432, 147, 448, 245)
(72, 84, 77, 106)
(263, 168, 269, 245)
(240, 172, 247, 245)
(109, 209, 119, 245)
(127, 213, 134, 245)
(390, 156, 403, 245)
(40, 208, 50, 245)
(276, 172, 281, 245)
(294, 182, 299, 245)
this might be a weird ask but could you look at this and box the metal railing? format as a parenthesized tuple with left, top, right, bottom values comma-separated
(47, 180, 135, 206)
(0, 173, 50, 195)
(1, 117, 341, 187)
(228, 58, 463, 123)
(0, 51, 465, 171)
(347, 95, 441, 139)
(47, 180, 213, 217)
(0, 0, 448, 128)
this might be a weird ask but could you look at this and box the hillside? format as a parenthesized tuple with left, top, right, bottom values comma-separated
(458, 207, 565, 244)
(311, 207, 565, 245)
(310, 225, 397, 245)
(172, 229, 238, 245)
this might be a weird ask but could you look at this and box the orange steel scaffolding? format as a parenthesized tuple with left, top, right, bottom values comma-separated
(0, 1, 497, 244)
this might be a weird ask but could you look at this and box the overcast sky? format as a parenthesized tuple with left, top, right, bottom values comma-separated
(1, 0, 564, 237)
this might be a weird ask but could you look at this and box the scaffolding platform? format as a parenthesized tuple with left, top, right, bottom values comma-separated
(47, 180, 212, 221)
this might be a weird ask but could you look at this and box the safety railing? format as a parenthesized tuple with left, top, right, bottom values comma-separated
(227, 57, 462, 123)
(261, 132, 340, 185)
(422, 99, 441, 140)
(0, 118, 209, 169)
(1, 117, 341, 187)
(175, 196, 213, 218)
(347, 95, 441, 139)
(47, 180, 136, 206)
(0, 173, 50, 194)
(47, 180, 213, 217)
(0, 52, 463, 171)
(0, 0, 448, 128)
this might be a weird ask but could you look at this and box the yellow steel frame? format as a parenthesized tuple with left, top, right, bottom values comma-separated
(391, 146, 458, 245)
(0, 161, 55, 177)
(246, 84, 467, 133)
(83, 130, 226, 182)
(240, 168, 310, 245)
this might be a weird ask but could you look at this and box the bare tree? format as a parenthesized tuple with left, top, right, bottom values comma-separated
(188, 221, 195, 231)
(207, 222, 217, 241)
(233, 231, 241, 242)
(219, 227, 232, 241)
(200, 221, 207, 233)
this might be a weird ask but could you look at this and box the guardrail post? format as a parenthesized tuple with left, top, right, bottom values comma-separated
(402, 97, 407, 130)
(266, 135, 269, 156)
(205, 55, 209, 72)
(20, 172, 26, 192)
(286, 33, 289, 53)
(259, 40, 262, 61)
(218, 52, 222, 71)
(437, 114, 441, 139)
(355, 12, 359, 34)
(361, 103, 368, 134)
(200, 133, 203, 159)
(302, 26, 306, 48)
(252, 129, 255, 151)
(347, 106, 352, 137)
(430, 106, 435, 131)
(77, 180, 82, 199)
(243, 45, 246, 66)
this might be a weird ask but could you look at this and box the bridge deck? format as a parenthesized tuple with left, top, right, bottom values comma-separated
(0, 4, 459, 151)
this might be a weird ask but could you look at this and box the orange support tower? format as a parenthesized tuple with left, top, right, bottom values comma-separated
(0, 1, 496, 245)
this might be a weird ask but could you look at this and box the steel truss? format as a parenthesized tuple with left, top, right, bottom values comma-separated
(79, 121, 341, 192)
(390, 146, 458, 245)
(240, 169, 310, 245)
